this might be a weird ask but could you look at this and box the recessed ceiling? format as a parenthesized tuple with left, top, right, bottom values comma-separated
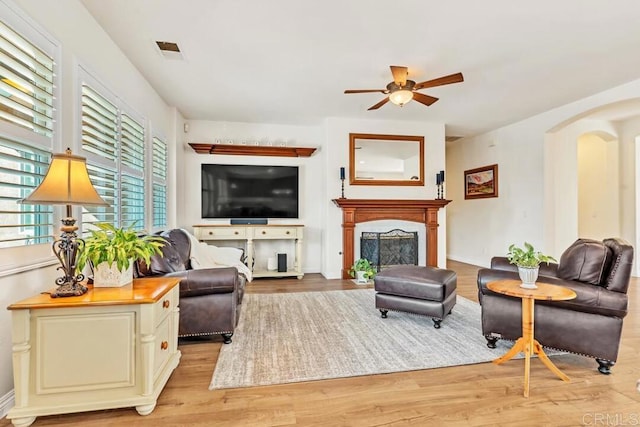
(81, 0, 640, 137)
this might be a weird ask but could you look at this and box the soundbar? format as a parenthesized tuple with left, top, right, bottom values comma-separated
(230, 218, 268, 225)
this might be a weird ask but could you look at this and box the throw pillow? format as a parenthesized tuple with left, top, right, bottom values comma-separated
(557, 238, 612, 285)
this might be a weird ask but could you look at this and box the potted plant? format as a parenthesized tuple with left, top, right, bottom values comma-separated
(506, 242, 557, 289)
(77, 223, 165, 287)
(348, 258, 377, 284)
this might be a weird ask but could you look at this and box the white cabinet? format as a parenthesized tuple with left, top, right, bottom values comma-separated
(7, 277, 181, 427)
(193, 224, 304, 279)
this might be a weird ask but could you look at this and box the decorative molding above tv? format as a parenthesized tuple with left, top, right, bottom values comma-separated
(188, 143, 317, 158)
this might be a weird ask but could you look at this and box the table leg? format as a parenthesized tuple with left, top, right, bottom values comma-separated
(522, 298, 534, 398)
(533, 341, 570, 382)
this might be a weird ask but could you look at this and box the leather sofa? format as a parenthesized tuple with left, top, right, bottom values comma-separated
(477, 238, 633, 374)
(135, 229, 246, 344)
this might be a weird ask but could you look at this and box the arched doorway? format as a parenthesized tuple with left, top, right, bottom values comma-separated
(545, 98, 640, 276)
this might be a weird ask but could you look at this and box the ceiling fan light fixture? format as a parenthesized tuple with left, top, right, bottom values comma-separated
(389, 89, 413, 106)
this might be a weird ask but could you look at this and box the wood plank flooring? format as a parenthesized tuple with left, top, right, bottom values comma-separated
(3, 260, 640, 426)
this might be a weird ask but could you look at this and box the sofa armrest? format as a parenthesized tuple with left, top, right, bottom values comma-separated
(167, 267, 239, 298)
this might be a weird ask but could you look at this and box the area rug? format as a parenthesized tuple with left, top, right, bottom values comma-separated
(210, 289, 540, 389)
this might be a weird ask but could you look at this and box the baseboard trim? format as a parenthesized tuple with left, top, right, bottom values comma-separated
(0, 389, 14, 420)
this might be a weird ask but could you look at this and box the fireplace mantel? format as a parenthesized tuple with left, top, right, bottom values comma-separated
(332, 198, 452, 279)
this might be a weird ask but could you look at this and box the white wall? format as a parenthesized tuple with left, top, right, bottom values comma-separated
(447, 79, 640, 267)
(178, 120, 326, 274)
(577, 133, 620, 239)
(0, 0, 175, 407)
(323, 118, 446, 279)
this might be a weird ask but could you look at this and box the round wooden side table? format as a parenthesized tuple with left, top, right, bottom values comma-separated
(487, 279, 577, 397)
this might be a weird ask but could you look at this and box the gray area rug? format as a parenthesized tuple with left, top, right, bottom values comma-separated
(210, 289, 536, 389)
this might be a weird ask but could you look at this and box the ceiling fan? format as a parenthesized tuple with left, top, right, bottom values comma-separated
(344, 66, 464, 110)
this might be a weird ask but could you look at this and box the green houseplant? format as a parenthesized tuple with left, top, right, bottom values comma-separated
(77, 223, 165, 287)
(348, 258, 377, 284)
(506, 242, 556, 289)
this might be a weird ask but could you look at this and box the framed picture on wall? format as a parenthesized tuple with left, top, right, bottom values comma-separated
(464, 164, 498, 199)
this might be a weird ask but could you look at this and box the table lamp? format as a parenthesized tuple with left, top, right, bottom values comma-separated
(20, 148, 109, 297)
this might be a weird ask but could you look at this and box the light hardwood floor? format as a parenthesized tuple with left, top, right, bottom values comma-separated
(2, 260, 640, 426)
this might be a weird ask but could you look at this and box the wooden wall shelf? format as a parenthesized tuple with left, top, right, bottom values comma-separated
(188, 143, 317, 158)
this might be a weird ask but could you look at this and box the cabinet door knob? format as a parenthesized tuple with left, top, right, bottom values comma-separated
(163, 300, 170, 309)
(262, 231, 266, 235)
(161, 341, 168, 350)
(234, 231, 239, 235)
(209, 231, 213, 235)
(286, 231, 290, 235)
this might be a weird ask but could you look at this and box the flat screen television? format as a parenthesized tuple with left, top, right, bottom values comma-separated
(201, 164, 299, 219)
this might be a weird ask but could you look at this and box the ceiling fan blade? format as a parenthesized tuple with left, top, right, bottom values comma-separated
(390, 66, 408, 86)
(344, 89, 386, 94)
(414, 72, 464, 90)
(368, 97, 390, 110)
(412, 92, 439, 106)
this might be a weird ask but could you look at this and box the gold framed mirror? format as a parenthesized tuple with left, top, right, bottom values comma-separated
(349, 133, 424, 186)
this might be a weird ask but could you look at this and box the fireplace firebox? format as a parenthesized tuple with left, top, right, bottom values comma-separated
(360, 229, 418, 271)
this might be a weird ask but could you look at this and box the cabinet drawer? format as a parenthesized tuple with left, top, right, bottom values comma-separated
(252, 227, 298, 239)
(154, 287, 177, 327)
(197, 227, 246, 239)
(153, 316, 171, 381)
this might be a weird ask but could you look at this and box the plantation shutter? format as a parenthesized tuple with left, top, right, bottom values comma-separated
(0, 19, 55, 248)
(120, 114, 144, 230)
(152, 136, 166, 228)
(81, 84, 118, 228)
(0, 21, 54, 138)
(0, 138, 53, 247)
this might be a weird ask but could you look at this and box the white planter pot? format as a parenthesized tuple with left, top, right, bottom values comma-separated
(355, 271, 369, 284)
(518, 266, 539, 289)
(93, 259, 133, 288)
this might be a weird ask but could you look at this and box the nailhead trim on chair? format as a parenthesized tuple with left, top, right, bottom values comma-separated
(178, 330, 233, 338)
(493, 335, 614, 362)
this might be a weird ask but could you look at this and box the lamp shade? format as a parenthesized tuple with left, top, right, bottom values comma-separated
(20, 149, 108, 206)
(389, 89, 414, 106)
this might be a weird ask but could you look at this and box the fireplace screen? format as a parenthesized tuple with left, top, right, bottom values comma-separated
(360, 229, 419, 271)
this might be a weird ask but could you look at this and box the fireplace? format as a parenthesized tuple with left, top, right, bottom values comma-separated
(332, 198, 451, 279)
(361, 229, 418, 271)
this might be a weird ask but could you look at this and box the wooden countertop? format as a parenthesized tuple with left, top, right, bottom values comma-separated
(7, 277, 181, 310)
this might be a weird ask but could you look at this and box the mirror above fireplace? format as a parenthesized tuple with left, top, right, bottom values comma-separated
(349, 133, 424, 186)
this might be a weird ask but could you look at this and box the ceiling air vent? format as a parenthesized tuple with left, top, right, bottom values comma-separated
(155, 41, 184, 60)
(445, 136, 463, 142)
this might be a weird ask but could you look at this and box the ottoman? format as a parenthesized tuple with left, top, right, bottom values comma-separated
(374, 265, 457, 328)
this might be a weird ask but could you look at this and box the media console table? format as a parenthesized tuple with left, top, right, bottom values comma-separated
(332, 198, 451, 279)
(6, 277, 181, 427)
(193, 224, 304, 279)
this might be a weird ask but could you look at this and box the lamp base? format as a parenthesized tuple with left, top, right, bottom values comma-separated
(51, 282, 88, 298)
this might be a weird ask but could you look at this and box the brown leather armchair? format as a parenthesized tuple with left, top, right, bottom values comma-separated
(135, 229, 246, 344)
(477, 238, 633, 374)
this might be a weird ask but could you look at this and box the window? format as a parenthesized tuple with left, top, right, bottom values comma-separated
(0, 138, 53, 247)
(152, 136, 167, 229)
(80, 82, 146, 231)
(0, 18, 56, 249)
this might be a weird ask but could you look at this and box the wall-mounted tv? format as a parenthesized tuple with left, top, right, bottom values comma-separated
(201, 164, 299, 219)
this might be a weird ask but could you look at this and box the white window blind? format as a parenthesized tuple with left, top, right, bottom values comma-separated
(80, 82, 146, 231)
(0, 137, 53, 247)
(152, 136, 166, 228)
(81, 84, 118, 229)
(83, 163, 117, 228)
(0, 21, 54, 138)
(0, 18, 55, 248)
(121, 173, 144, 229)
(120, 113, 144, 230)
